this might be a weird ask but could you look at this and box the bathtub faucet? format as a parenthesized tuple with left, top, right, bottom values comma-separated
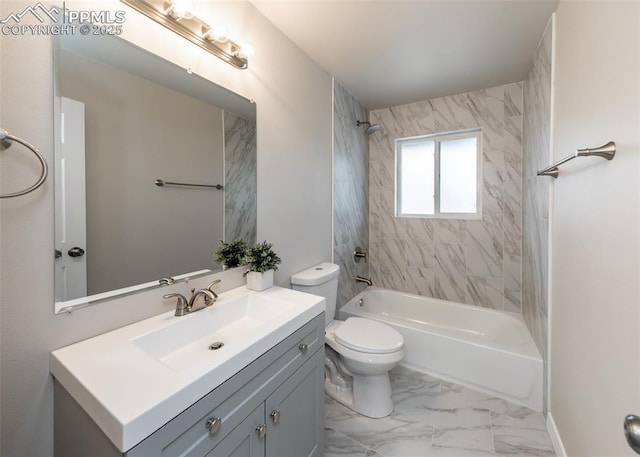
(355, 276, 372, 286)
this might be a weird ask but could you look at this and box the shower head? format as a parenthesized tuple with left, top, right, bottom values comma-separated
(356, 120, 380, 135)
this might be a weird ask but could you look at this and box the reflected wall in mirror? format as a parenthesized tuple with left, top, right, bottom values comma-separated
(54, 33, 256, 313)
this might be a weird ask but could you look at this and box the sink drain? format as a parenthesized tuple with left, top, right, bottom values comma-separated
(209, 342, 224, 350)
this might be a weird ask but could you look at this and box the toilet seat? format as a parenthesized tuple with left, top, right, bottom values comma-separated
(328, 318, 404, 354)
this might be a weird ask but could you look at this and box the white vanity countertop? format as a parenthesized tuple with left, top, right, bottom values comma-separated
(50, 285, 324, 452)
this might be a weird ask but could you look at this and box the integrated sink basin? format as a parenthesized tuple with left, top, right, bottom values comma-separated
(132, 293, 297, 371)
(50, 285, 324, 452)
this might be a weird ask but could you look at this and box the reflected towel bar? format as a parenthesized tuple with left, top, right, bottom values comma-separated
(0, 127, 48, 198)
(537, 141, 616, 178)
(155, 179, 223, 190)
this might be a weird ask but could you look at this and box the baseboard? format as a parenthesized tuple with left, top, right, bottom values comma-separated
(547, 412, 568, 457)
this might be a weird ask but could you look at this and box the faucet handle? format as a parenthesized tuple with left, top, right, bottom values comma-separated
(206, 279, 221, 303)
(163, 293, 189, 316)
(207, 279, 221, 291)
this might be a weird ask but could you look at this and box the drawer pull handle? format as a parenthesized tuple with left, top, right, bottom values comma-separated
(270, 410, 280, 425)
(256, 423, 267, 439)
(206, 417, 222, 435)
(299, 343, 308, 354)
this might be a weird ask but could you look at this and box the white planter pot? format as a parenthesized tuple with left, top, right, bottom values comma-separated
(246, 270, 274, 291)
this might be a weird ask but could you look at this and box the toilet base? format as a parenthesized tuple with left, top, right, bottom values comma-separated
(325, 373, 394, 418)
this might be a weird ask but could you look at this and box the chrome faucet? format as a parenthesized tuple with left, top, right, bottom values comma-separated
(163, 279, 221, 317)
(355, 276, 372, 286)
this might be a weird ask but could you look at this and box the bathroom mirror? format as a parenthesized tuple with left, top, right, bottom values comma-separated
(53, 33, 256, 313)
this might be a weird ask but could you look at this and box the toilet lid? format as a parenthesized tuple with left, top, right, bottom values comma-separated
(334, 318, 403, 354)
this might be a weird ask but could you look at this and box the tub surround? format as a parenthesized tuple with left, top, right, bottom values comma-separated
(369, 83, 524, 313)
(340, 288, 542, 411)
(333, 81, 370, 306)
(523, 16, 553, 412)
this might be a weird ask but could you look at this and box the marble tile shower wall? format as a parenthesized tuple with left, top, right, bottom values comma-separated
(523, 18, 552, 405)
(333, 81, 370, 306)
(369, 83, 524, 311)
(224, 111, 257, 245)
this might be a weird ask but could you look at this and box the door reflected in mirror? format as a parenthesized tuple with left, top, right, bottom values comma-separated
(54, 33, 256, 313)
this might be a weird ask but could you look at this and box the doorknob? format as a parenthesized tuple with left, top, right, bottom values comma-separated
(624, 414, 640, 454)
(68, 247, 85, 257)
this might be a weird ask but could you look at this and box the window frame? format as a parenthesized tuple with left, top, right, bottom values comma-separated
(394, 128, 482, 220)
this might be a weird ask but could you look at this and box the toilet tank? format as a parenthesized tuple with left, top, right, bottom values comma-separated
(290, 262, 339, 327)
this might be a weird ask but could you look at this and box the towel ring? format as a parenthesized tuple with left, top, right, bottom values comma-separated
(0, 128, 48, 198)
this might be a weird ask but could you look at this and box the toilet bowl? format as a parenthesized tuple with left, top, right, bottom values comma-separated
(291, 262, 405, 418)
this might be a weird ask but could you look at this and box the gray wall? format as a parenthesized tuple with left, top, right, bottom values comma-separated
(224, 111, 257, 245)
(333, 81, 369, 307)
(59, 50, 225, 295)
(369, 83, 524, 311)
(0, 1, 332, 456)
(522, 17, 552, 412)
(550, 2, 640, 455)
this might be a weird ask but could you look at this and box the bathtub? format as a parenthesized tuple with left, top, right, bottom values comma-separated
(340, 288, 543, 411)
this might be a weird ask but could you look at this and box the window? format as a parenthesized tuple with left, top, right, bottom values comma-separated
(395, 129, 481, 218)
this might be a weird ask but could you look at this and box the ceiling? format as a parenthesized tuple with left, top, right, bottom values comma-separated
(250, 0, 559, 110)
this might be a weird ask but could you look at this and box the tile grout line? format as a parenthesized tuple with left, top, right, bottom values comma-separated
(428, 423, 435, 456)
(489, 407, 496, 454)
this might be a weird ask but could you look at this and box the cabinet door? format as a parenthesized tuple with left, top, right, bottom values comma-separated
(206, 404, 265, 457)
(265, 349, 324, 457)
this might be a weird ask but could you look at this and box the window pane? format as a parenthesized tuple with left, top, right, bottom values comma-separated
(439, 137, 477, 213)
(399, 140, 435, 215)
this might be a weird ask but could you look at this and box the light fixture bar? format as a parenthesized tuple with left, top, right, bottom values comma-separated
(120, 0, 248, 69)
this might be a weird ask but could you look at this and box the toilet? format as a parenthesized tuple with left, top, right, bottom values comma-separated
(291, 262, 404, 418)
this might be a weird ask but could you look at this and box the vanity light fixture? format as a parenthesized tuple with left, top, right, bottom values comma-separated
(120, 0, 252, 69)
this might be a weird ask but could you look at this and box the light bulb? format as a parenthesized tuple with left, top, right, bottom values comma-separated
(234, 43, 255, 59)
(167, 0, 194, 20)
(204, 24, 228, 43)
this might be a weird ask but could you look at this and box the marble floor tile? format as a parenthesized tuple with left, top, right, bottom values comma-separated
(430, 445, 503, 457)
(492, 409, 555, 457)
(432, 425, 494, 452)
(326, 402, 434, 456)
(424, 381, 517, 415)
(325, 428, 370, 457)
(324, 367, 556, 457)
(492, 429, 556, 457)
(394, 401, 492, 429)
(364, 450, 384, 457)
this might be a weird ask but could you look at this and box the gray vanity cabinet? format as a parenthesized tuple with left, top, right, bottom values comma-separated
(208, 349, 324, 457)
(265, 349, 324, 457)
(54, 313, 325, 457)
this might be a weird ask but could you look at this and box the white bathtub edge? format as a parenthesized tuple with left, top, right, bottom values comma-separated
(399, 361, 542, 412)
(547, 412, 568, 457)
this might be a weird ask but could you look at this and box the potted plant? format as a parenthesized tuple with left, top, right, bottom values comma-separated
(244, 241, 282, 291)
(214, 239, 248, 269)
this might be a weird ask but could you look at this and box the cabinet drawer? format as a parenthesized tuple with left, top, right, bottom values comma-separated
(127, 313, 324, 457)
